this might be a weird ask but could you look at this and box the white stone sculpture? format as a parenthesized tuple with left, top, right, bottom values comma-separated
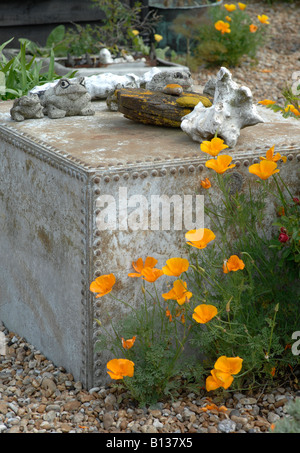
(84, 73, 140, 100)
(181, 67, 264, 148)
(99, 48, 114, 64)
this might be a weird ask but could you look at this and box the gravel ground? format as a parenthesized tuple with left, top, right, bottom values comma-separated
(1, 1, 299, 436)
(0, 321, 299, 434)
(193, 2, 300, 104)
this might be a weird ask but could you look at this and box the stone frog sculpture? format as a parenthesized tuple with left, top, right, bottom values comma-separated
(10, 93, 44, 122)
(39, 77, 95, 119)
(145, 69, 194, 92)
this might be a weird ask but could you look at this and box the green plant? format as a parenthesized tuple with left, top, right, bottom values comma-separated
(193, 3, 269, 67)
(0, 38, 76, 100)
(271, 398, 300, 433)
(258, 84, 300, 120)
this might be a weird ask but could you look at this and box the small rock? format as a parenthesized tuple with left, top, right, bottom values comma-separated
(103, 412, 114, 430)
(218, 419, 236, 433)
(267, 412, 281, 424)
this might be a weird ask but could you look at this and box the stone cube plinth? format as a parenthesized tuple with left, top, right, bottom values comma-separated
(0, 100, 299, 388)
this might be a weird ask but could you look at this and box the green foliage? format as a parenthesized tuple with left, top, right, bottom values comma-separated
(0, 38, 76, 100)
(260, 84, 300, 120)
(193, 4, 269, 67)
(271, 398, 300, 433)
(187, 169, 300, 391)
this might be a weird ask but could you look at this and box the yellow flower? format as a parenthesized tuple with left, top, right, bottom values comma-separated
(258, 14, 270, 24)
(192, 304, 218, 324)
(121, 336, 136, 350)
(132, 30, 139, 36)
(225, 15, 232, 22)
(200, 137, 229, 157)
(185, 228, 216, 249)
(200, 177, 211, 189)
(215, 20, 231, 34)
(238, 2, 246, 10)
(224, 4, 236, 11)
(162, 280, 192, 305)
(223, 255, 245, 273)
(154, 34, 163, 43)
(259, 145, 287, 163)
(249, 160, 280, 180)
(258, 99, 275, 105)
(90, 274, 116, 298)
(162, 257, 189, 277)
(285, 104, 300, 116)
(249, 24, 258, 33)
(107, 358, 134, 380)
(205, 155, 236, 174)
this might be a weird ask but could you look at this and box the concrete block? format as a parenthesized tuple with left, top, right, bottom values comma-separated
(0, 100, 299, 388)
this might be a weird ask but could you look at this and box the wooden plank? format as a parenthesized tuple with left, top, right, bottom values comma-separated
(0, 0, 105, 26)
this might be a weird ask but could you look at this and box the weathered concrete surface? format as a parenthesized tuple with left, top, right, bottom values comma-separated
(0, 99, 299, 388)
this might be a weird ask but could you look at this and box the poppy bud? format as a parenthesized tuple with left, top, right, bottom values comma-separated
(280, 227, 287, 234)
(293, 197, 300, 205)
(278, 232, 289, 243)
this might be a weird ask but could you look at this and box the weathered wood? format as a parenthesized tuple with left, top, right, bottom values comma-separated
(116, 88, 211, 127)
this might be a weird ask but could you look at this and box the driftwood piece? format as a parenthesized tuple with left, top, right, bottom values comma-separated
(115, 88, 211, 128)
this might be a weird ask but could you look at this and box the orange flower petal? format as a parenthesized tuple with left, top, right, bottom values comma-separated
(192, 304, 218, 324)
(185, 228, 216, 249)
(90, 274, 116, 297)
(249, 160, 280, 180)
(205, 155, 236, 174)
(162, 257, 189, 277)
(223, 255, 245, 273)
(107, 358, 134, 380)
(162, 280, 192, 305)
(214, 356, 243, 375)
(141, 267, 164, 282)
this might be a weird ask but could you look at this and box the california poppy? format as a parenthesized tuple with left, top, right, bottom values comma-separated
(200, 137, 229, 157)
(121, 336, 136, 350)
(128, 257, 158, 278)
(223, 255, 245, 273)
(206, 368, 233, 391)
(258, 99, 275, 105)
(90, 274, 116, 298)
(162, 280, 192, 305)
(185, 228, 216, 249)
(107, 358, 134, 380)
(258, 14, 270, 24)
(249, 24, 258, 33)
(224, 4, 236, 11)
(141, 267, 164, 282)
(192, 304, 218, 323)
(214, 356, 243, 375)
(214, 20, 231, 34)
(200, 177, 211, 189)
(259, 145, 287, 163)
(238, 2, 246, 10)
(249, 160, 280, 180)
(205, 155, 236, 174)
(162, 257, 189, 277)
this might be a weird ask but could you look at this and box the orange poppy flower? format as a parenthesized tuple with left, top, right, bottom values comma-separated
(249, 160, 280, 180)
(162, 257, 189, 277)
(238, 2, 246, 10)
(162, 279, 192, 305)
(214, 356, 243, 375)
(258, 99, 275, 105)
(128, 257, 158, 278)
(121, 336, 136, 350)
(90, 274, 116, 298)
(259, 145, 287, 163)
(214, 20, 231, 34)
(249, 24, 258, 33)
(192, 304, 218, 324)
(141, 267, 164, 282)
(206, 368, 234, 391)
(107, 358, 134, 380)
(205, 155, 236, 174)
(258, 14, 270, 24)
(224, 4, 236, 12)
(165, 307, 172, 322)
(185, 228, 216, 249)
(223, 255, 245, 273)
(200, 177, 211, 189)
(200, 137, 229, 157)
(225, 15, 232, 22)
